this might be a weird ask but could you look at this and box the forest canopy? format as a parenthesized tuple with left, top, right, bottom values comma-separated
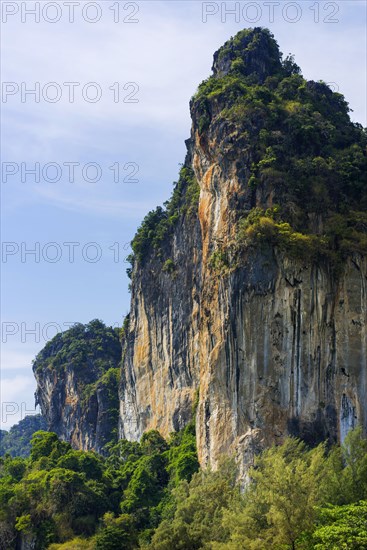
(1, 426, 366, 550)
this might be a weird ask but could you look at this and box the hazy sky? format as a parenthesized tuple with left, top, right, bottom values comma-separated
(1, 0, 366, 428)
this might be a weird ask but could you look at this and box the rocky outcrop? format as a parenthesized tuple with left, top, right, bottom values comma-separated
(33, 28, 366, 472)
(33, 320, 121, 454)
(119, 27, 367, 470)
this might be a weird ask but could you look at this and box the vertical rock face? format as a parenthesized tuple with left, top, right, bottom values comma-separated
(120, 206, 202, 440)
(120, 27, 367, 469)
(33, 320, 121, 454)
(196, 253, 366, 470)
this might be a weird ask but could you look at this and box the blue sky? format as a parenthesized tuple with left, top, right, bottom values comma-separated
(1, 0, 366, 428)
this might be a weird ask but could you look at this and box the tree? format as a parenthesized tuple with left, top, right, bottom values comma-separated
(140, 431, 169, 456)
(312, 501, 367, 549)
(149, 459, 237, 550)
(30, 431, 70, 463)
(121, 454, 168, 516)
(94, 513, 138, 550)
(166, 423, 199, 485)
(57, 450, 103, 481)
(216, 439, 326, 550)
(341, 427, 367, 503)
(319, 426, 367, 505)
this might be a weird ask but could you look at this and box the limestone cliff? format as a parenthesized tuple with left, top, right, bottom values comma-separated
(33, 28, 367, 470)
(120, 27, 367, 469)
(33, 320, 121, 454)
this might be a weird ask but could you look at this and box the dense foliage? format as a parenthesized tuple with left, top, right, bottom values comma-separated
(0, 423, 199, 550)
(150, 428, 367, 550)
(0, 415, 46, 458)
(1, 427, 366, 549)
(129, 166, 199, 266)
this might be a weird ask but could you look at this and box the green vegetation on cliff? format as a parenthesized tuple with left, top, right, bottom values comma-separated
(129, 166, 199, 267)
(33, 320, 123, 452)
(192, 27, 367, 265)
(33, 320, 121, 377)
(131, 27, 366, 272)
(1, 427, 366, 549)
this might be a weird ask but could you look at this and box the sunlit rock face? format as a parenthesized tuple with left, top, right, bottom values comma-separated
(119, 27, 367, 471)
(119, 206, 203, 441)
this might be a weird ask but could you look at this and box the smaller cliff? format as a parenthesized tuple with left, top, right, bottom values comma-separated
(33, 320, 122, 454)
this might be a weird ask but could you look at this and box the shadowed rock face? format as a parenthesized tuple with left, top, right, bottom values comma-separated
(119, 27, 367, 470)
(121, 204, 366, 470)
(196, 252, 366, 469)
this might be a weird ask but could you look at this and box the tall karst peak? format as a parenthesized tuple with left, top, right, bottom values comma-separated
(191, 27, 365, 237)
